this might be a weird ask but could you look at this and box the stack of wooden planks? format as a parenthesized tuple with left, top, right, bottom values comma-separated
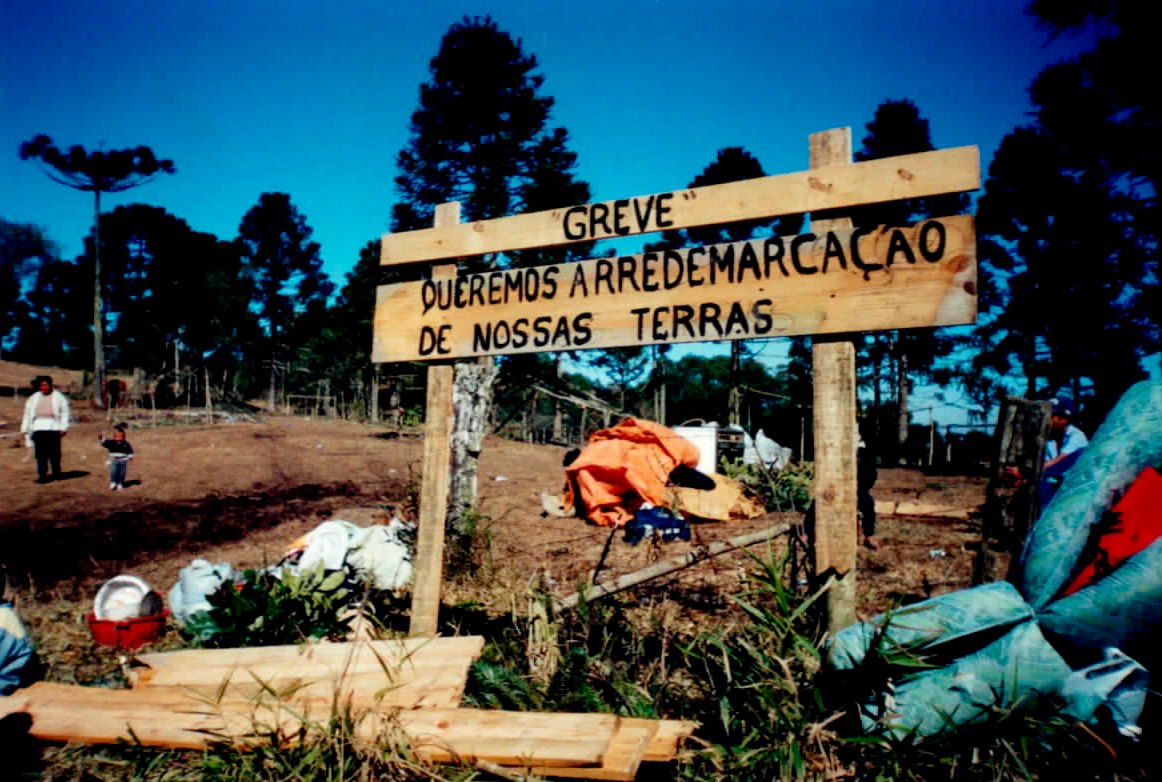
(0, 636, 696, 781)
(125, 635, 482, 707)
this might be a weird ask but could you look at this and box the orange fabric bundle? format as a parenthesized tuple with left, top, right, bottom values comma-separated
(563, 418, 701, 527)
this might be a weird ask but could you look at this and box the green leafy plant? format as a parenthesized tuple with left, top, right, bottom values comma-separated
(403, 405, 423, 427)
(182, 563, 353, 648)
(720, 458, 814, 512)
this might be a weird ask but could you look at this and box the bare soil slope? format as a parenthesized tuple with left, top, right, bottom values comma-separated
(2, 406, 988, 620)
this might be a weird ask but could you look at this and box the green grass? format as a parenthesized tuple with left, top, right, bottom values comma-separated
(23, 545, 1157, 782)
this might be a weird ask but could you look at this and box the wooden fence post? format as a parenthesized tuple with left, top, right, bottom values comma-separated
(975, 397, 1051, 584)
(204, 366, 212, 425)
(408, 201, 460, 638)
(809, 128, 859, 635)
(371, 363, 379, 422)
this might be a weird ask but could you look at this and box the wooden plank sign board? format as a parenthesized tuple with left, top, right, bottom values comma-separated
(373, 216, 976, 362)
(379, 146, 978, 265)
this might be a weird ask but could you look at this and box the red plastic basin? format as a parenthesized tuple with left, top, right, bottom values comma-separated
(86, 610, 170, 649)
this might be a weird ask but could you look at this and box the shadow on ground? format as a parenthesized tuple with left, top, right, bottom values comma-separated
(1, 481, 400, 595)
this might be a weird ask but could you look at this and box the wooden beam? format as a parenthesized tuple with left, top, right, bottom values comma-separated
(809, 128, 859, 636)
(555, 524, 790, 611)
(380, 146, 980, 265)
(408, 201, 460, 638)
(127, 636, 484, 707)
(0, 683, 699, 774)
(531, 718, 659, 780)
(372, 217, 977, 362)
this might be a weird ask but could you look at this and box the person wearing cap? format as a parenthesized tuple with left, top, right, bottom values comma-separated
(1045, 399, 1088, 467)
(1040, 398, 1089, 508)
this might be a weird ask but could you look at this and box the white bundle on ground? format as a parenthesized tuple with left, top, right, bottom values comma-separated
(168, 560, 234, 625)
(743, 429, 792, 471)
(293, 518, 415, 592)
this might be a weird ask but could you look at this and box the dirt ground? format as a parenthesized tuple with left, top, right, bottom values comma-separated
(2, 402, 991, 631)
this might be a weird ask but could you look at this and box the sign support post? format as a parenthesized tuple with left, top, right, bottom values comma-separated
(808, 128, 859, 635)
(408, 201, 460, 638)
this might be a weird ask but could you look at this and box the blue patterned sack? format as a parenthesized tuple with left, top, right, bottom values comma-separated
(1015, 381, 1162, 611)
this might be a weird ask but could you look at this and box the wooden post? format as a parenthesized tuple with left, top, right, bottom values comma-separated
(204, 366, 212, 425)
(975, 397, 1051, 584)
(371, 364, 379, 422)
(408, 201, 460, 638)
(809, 128, 859, 635)
(927, 407, 935, 468)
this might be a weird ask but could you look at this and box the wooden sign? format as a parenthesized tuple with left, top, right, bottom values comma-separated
(379, 146, 978, 266)
(373, 216, 976, 362)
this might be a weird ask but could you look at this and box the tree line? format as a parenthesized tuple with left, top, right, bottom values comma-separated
(2, 4, 1157, 460)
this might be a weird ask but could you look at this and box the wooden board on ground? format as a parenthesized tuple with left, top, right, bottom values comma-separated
(379, 146, 979, 265)
(373, 216, 977, 362)
(0, 682, 696, 780)
(531, 718, 659, 780)
(129, 636, 485, 684)
(875, 500, 977, 520)
(128, 636, 483, 709)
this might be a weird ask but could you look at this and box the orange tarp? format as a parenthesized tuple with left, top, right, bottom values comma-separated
(564, 418, 701, 528)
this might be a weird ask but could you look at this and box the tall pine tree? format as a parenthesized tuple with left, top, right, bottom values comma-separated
(390, 16, 593, 536)
(18, 136, 174, 406)
(970, 1, 1158, 425)
(237, 193, 333, 409)
(1, 219, 57, 358)
(974, 125, 1146, 421)
(642, 147, 804, 425)
(850, 100, 969, 458)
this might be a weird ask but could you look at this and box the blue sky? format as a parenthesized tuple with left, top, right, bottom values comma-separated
(1, 0, 1099, 423)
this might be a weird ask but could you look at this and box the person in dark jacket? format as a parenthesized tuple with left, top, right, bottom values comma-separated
(858, 421, 880, 550)
(97, 423, 134, 490)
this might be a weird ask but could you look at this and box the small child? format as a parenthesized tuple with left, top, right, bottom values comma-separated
(97, 423, 134, 491)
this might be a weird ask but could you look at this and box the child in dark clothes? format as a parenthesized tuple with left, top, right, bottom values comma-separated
(97, 423, 134, 490)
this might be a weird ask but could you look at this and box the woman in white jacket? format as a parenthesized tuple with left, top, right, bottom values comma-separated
(20, 375, 70, 484)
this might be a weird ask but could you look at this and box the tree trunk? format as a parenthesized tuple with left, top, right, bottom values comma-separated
(132, 368, 144, 407)
(204, 365, 212, 425)
(896, 347, 910, 464)
(268, 350, 277, 411)
(975, 397, 1052, 584)
(370, 364, 379, 422)
(448, 360, 499, 540)
(92, 190, 105, 409)
(729, 341, 741, 425)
